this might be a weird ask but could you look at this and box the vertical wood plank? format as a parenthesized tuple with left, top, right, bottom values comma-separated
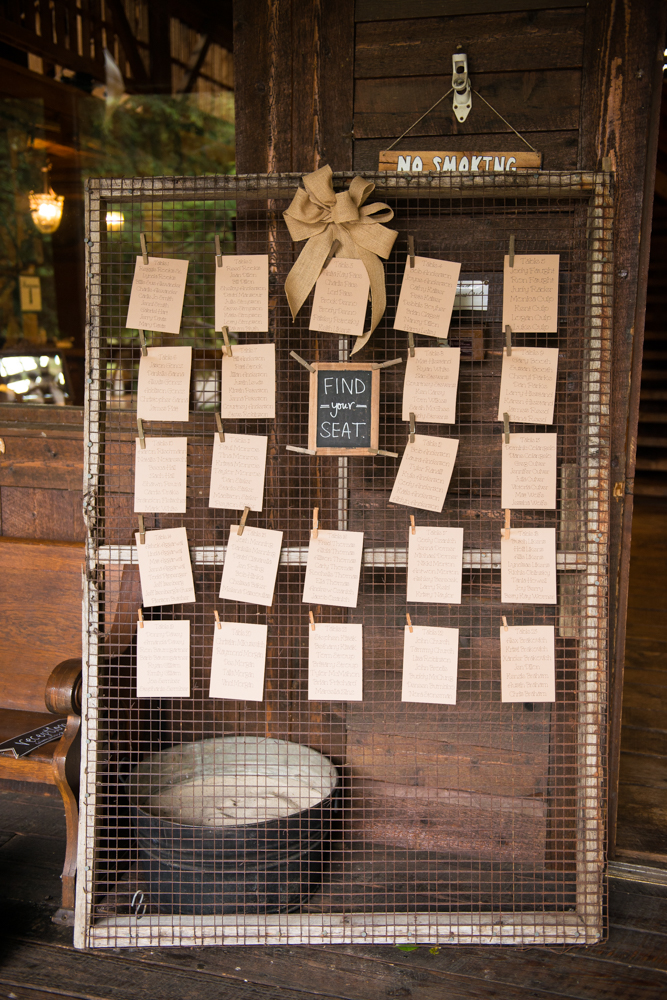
(320, 0, 355, 169)
(578, 0, 667, 858)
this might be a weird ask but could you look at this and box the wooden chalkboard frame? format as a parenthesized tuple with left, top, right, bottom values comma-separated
(308, 362, 380, 456)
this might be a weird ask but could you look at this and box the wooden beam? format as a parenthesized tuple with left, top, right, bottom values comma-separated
(104, 0, 148, 85)
(577, 0, 667, 860)
(176, 30, 213, 94)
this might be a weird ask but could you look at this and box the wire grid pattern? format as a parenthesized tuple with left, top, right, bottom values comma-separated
(76, 171, 613, 949)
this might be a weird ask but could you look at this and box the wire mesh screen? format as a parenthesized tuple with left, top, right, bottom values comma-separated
(77, 171, 613, 949)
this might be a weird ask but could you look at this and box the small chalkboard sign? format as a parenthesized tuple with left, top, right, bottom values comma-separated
(308, 362, 380, 455)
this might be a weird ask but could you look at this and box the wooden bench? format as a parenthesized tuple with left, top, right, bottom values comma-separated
(0, 538, 84, 926)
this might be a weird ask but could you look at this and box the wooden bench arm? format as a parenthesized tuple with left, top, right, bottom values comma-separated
(45, 658, 82, 717)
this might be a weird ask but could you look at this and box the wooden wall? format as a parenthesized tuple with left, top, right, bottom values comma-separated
(233, 0, 667, 857)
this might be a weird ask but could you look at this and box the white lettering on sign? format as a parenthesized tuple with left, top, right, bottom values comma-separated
(378, 151, 541, 173)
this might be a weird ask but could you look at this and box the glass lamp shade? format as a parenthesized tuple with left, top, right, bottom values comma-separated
(29, 189, 65, 234)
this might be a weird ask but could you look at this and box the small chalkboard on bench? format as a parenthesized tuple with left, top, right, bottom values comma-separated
(308, 362, 380, 456)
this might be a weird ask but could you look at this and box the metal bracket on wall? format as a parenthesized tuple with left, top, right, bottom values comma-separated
(452, 53, 472, 123)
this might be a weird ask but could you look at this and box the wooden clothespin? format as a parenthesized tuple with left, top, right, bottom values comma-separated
(375, 357, 403, 369)
(222, 326, 233, 357)
(285, 444, 317, 455)
(215, 235, 222, 267)
(215, 412, 225, 443)
(312, 507, 319, 540)
(214, 610, 221, 630)
(290, 350, 315, 373)
(309, 610, 316, 631)
(410, 515, 416, 535)
(503, 412, 510, 445)
(406, 612, 413, 633)
(376, 449, 399, 458)
(140, 232, 148, 265)
(508, 234, 515, 268)
(408, 235, 415, 269)
(237, 505, 250, 536)
(322, 238, 341, 271)
(138, 514, 145, 544)
(502, 616, 508, 631)
(138, 607, 144, 629)
(505, 324, 512, 357)
(138, 330, 148, 356)
(137, 417, 146, 450)
(504, 508, 511, 540)
(408, 331, 415, 358)
(409, 412, 416, 444)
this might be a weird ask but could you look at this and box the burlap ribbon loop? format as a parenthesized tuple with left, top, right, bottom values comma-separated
(283, 164, 397, 354)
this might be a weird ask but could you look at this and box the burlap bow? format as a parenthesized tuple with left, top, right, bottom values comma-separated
(283, 164, 397, 354)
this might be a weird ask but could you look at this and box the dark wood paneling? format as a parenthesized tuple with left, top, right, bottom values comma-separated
(356, 9, 585, 78)
(354, 70, 582, 139)
(0, 437, 83, 492)
(577, 0, 667, 859)
(356, 0, 584, 19)
(0, 488, 85, 542)
(0, 539, 83, 714)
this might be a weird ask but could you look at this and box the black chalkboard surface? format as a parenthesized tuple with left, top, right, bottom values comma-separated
(308, 362, 380, 455)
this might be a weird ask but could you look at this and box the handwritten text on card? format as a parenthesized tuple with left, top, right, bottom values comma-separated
(215, 255, 269, 333)
(501, 433, 557, 509)
(209, 622, 267, 701)
(219, 525, 283, 607)
(497, 347, 559, 425)
(503, 254, 559, 334)
(402, 347, 460, 424)
(394, 257, 461, 339)
(302, 530, 364, 609)
(501, 528, 557, 605)
(308, 623, 363, 702)
(126, 256, 189, 335)
(135, 526, 196, 608)
(137, 346, 192, 422)
(134, 437, 188, 514)
(310, 258, 370, 338)
(209, 433, 267, 512)
(500, 625, 555, 702)
(390, 434, 459, 513)
(136, 619, 190, 698)
(407, 526, 464, 604)
(402, 626, 459, 705)
(221, 343, 276, 419)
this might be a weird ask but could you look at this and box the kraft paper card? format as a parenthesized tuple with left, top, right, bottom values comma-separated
(137, 346, 192, 422)
(308, 623, 363, 701)
(402, 347, 460, 424)
(134, 437, 187, 514)
(497, 347, 559, 424)
(502, 254, 559, 333)
(220, 343, 276, 419)
(209, 433, 267, 512)
(215, 254, 269, 333)
(134, 526, 196, 608)
(390, 434, 459, 513)
(219, 525, 283, 606)
(209, 621, 268, 701)
(501, 433, 557, 509)
(394, 256, 461, 339)
(401, 625, 459, 705)
(501, 527, 557, 604)
(309, 258, 370, 338)
(302, 530, 364, 609)
(407, 526, 464, 604)
(126, 255, 189, 335)
(500, 624, 555, 703)
(136, 619, 190, 698)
